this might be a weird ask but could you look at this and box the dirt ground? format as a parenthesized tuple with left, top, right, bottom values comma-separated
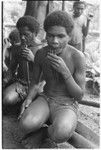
(2, 92, 100, 149)
(79, 92, 100, 135)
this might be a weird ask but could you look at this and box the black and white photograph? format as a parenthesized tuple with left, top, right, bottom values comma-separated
(1, 0, 100, 149)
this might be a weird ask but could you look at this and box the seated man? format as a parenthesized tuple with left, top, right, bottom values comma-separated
(19, 11, 86, 145)
(3, 15, 43, 106)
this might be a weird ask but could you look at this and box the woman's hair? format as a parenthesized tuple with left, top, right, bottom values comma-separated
(44, 10, 74, 34)
(16, 15, 40, 35)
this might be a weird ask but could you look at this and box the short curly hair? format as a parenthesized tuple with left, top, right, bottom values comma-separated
(73, 1, 86, 9)
(9, 29, 20, 44)
(16, 15, 40, 35)
(44, 11, 74, 35)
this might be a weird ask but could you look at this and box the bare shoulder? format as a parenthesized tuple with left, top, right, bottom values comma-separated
(34, 46, 48, 63)
(36, 46, 48, 56)
(68, 45, 85, 66)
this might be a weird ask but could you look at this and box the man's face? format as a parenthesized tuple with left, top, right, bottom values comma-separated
(74, 4, 85, 17)
(46, 26, 70, 54)
(19, 26, 35, 46)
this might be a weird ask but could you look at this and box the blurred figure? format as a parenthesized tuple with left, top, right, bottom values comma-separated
(3, 29, 21, 88)
(69, 1, 93, 52)
(3, 28, 20, 72)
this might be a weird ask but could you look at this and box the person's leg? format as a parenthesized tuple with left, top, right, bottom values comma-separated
(19, 96, 50, 134)
(48, 108, 78, 143)
(3, 82, 22, 105)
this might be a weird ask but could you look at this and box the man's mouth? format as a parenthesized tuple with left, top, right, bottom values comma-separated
(51, 43, 59, 48)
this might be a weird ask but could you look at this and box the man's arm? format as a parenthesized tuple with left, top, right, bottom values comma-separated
(82, 14, 93, 37)
(82, 15, 92, 52)
(18, 51, 42, 119)
(71, 52, 86, 100)
(24, 50, 42, 101)
(82, 19, 90, 37)
(61, 53, 86, 101)
(26, 60, 42, 101)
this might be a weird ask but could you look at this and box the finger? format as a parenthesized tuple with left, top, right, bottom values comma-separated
(18, 114, 22, 120)
(21, 55, 27, 59)
(47, 55, 59, 63)
(24, 48, 31, 52)
(50, 49, 56, 54)
(22, 50, 29, 54)
(19, 105, 25, 118)
(51, 63, 58, 71)
(49, 60, 59, 68)
(25, 104, 29, 108)
(21, 53, 28, 56)
(18, 105, 26, 120)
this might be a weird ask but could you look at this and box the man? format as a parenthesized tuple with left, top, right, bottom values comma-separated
(3, 15, 43, 105)
(19, 11, 86, 146)
(69, 1, 93, 51)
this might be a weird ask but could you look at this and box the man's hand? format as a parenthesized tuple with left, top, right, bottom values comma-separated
(47, 53, 69, 75)
(18, 99, 32, 120)
(3, 62, 8, 72)
(87, 13, 94, 21)
(3, 38, 11, 48)
(21, 47, 35, 62)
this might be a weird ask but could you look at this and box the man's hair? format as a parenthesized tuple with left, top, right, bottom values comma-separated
(9, 29, 20, 44)
(16, 15, 40, 35)
(44, 11, 74, 34)
(73, 1, 86, 9)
